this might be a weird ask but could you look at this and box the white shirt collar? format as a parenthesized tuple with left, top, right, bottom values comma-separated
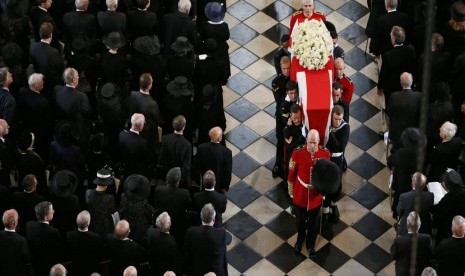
(38, 6, 48, 12)
(4, 228, 15, 232)
(139, 90, 150, 95)
(130, 129, 139, 134)
(205, 188, 215, 191)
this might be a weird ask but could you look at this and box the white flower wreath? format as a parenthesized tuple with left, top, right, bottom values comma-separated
(292, 19, 333, 70)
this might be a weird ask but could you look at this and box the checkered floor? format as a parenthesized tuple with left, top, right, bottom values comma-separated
(222, 0, 397, 275)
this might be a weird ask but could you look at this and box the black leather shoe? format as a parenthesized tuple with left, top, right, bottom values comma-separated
(309, 248, 317, 259)
(378, 131, 385, 140)
(331, 205, 340, 223)
(342, 157, 347, 172)
(272, 165, 280, 178)
(294, 243, 302, 254)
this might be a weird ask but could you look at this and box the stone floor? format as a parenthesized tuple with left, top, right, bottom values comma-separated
(222, 0, 396, 275)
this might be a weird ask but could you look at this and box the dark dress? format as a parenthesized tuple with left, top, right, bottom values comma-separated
(85, 189, 117, 237)
(199, 20, 230, 78)
(119, 195, 155, 245)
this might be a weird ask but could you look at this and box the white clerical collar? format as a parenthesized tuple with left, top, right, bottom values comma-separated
(205, 188, 215, 191)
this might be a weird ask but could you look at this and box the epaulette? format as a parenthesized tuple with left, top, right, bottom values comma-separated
(295, 144, 305, 151)
(346, 76, 353, 84)
(314, 10, 324, 16)
(292, 10, 302, 16)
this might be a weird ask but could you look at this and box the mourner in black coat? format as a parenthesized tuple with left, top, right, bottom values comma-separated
(195, 127, 232, 193)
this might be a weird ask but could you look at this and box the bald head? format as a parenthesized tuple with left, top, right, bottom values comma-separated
(209, 127, 223, 143)
(76, 210, 90, 230)
(0, 119, 9, 137)
(411, 172, 427, 189)
(115, 220, 130, 239)
(123, 266, 137, 276)
(2, 209, 18, 230)
(400, 72, 413, 89)
(49, 264, 67, 276)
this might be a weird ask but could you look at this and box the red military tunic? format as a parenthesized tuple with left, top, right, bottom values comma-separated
(336, 74, 354, 104)
(289, 10, 326, 38)
(288, 145, 330, 210)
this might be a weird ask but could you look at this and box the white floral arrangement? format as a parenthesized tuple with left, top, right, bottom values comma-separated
(292, 19, 333, 70)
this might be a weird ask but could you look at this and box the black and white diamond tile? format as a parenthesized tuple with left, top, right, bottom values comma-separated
(223, 0, 396, 274)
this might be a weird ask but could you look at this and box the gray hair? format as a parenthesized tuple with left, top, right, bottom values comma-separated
(202, 170, 216, 189)
(451, 215, 465, 236)
(0, 67, 9, 86)
(28, 73, 44, 90)
(301, 0, 313, 5)
(385, 0, 398, 9)
(441, 121, 457, 140)
(178, 0, 191, 13)
(390, 25, 406, 44)
(35, 201, 52, 221)
(407, 211, 421, 233)
(400, 72, 413, 89)
(106, 0, 118, 9)
(166, 167, 181, 186)
(130, 113, 145, 127)
(75, 0, 88, 10)
(76, 210, 90, 230)
(200, 203, 216, 224)
(63, 67, 79, 85)
(156, 212, 171, 233)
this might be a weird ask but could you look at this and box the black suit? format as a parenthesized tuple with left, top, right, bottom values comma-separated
(29, 6, 60, 49)
(119, 130, 150, 177)
(54, 85, 91, 147)
(29, 41, 65, 97)
(146, 227, 181, 276)
(127, 10, 158, 41)
(372, 10, 410, 56)
(17, 88, 52, 161)
(11, 192, 45, 235)
(160, 133, 192, 188)
(391, 233, 433, 276)
(129, 91, 164, 158)
(436, 236, 465, 276)
(162, 11, 198, 54)
(153, 185, 190, 246)
(396, 189, 434, 236)
(0, 87, 15, 127)
(417, 50, 452, 97)
(66, 229, 106, 275)
(386, 89, 421, 150)
(62, 10, 97, 49)
(428, 137, 463, 182)
(26, 221, 64, 276)
(378, 46, 416, 108)
(104, 234, 148, 275)
(195, 142, 232, 192)
(434, 190, 465, 244)
(184, 225, 229, 276)
(97, 10, 126, 36)
(0, 230, 30, 276)
(193, 190, 227, 228)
